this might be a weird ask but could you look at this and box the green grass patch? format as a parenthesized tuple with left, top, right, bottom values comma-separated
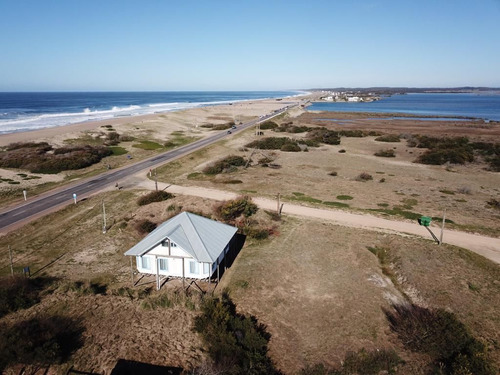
(377, 203, 389, 207)
(439, 189, 455, 195)
(187, 172, 203, 180)
(431, 216, 455, 224)
(109, 146, 128, 156)
(368, 207, 422, 220)
(336, 195, 353, 200)
(323, 201, 349, 208)
(132, 140, 163, 150)
(288, 193, 322, 204)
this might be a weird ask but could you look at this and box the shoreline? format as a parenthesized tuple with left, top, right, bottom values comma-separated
(0, 95, 312, 147)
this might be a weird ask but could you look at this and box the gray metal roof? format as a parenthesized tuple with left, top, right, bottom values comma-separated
(124, 212, 238, 263)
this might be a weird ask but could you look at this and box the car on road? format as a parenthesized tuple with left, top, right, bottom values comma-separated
(231, 125, 236, 129)
(227, 130, 232, 134)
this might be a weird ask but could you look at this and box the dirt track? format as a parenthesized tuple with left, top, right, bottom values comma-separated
(139, 181, 500, 264)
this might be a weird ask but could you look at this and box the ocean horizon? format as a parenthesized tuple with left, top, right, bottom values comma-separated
(307, 92, 500, 122)
(0, 91, 303, 135)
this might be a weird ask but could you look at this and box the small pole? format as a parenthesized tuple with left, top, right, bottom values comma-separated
(277, 193, 281, 214)
(155, 170, 158, 191)
(439, 209, 446, 245)
(9, 245, 14, 276)
(102, 199, 107, 234)
(130, 257, 134, 285)
(23, 190, 27, 201)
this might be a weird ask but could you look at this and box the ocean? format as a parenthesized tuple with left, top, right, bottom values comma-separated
(307, 93, 500, 121)
(0, 91, 301, 134)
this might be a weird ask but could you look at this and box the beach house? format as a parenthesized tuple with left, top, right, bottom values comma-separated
(124, 212, 238, 289)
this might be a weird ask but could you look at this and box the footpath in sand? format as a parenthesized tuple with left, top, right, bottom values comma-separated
(136, 180, 500, 264)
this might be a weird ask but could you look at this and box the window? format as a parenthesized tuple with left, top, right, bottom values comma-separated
(203, 263, 210, 274)
(159, 258, 168, 271)
(141, 256, 150, 270)
(189, 261, 199, 274)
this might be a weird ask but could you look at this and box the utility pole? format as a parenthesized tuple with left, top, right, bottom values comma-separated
(8, 245, 13, 276)
(277, 193, 281, 215)
(439, 209, 446, 245)
(102, 199, 107, 234)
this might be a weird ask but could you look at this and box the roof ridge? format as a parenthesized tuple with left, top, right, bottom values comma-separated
(184, 212, 211, 260)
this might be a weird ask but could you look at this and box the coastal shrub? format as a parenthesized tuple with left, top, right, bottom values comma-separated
(203, 155, 246, 175)
(5, 142, 52, 151)
(274, 123, 311, 133)
(336, 195, 353, 200)
(375, 149, 396, 157)
(486, 199, 500, 210)
(281, 142, 301, 152)
(259, 121, 279, 130)
(338, 129, 366, 137)
(329, 171, 338, 176)
(193, 292, 279, 375)
(0, 276, 51, 318)
(298, 139, 320, 147)
(0, 144, 112, 174)
(307, 128, 341, 145)
(214, 196, 258, 222)
(384, 304, 495, 375)
(417, 148, 474, 165)
(135, 219, 157, 234)
(300, 349, 402, 375)
(246, 137, 298, 150)
(375, 134, 401, 142)
(356, 172, 373, 181)
(338, 149, 346, 153)
(0, 315, 84, 371)
(137, 190, 174, 206)
(104, 131, 120, 145)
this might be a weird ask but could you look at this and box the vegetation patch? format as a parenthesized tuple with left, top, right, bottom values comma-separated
(323, 201, 349, 208)
(288, 192, 322, 204)
(356, 172, 373, 181)
(439, 189, 455, 195)
(246, 137, 302, 152)
(132, 140, 164, 150)
(137, 190, 175, 206)
(0, 276, 52, 318)
(486, 199, 500, 210)
(259, 120, 279, 130)
(214, 196, 258, 223)
(135, 219, 157, 234)
(0, 142, 112, 174)
(336, 195, 353, 200)
(306, 128, 341, 145)
(374, 149, 396, 157)
(193, 292, 280, 375)
(385, 304, 496, 375)
(368, 207, 422, 221)
(203, 155, 246, 175)
(109, 146, 128, 156)
(0, 315, 84, 372)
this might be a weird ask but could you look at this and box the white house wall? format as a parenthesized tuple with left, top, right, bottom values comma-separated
(135, 255, 212, 279)
(148, 243, 190, 258)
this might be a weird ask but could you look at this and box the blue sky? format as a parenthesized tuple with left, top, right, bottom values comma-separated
(0, 0, 499, 91)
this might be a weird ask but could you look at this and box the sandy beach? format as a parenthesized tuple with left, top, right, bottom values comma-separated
(0, 96, 309, 147)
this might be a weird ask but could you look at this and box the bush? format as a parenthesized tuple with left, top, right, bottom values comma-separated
(246, 137, 298, 150)
(280, 142, 301, 152)
(193, 292, 279, 375)
(385, 304, 495, 375)
(0, 276, 48, 318)
(203, 155, 246, 175)
(0, 315, 84, 371)
(307, 128, 341, 145)
(375, 134, 401, 142)
(0, 144, 112, 174)
(136, 219, 157, 234)
(374, 149, 396, 157)
(137, 190, 174, 206)
(259, 121, 279, 130)
(214, 196, 258, 222)
(356, 172, 373, 181)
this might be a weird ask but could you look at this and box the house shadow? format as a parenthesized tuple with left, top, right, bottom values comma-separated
(110, 359, 183, 375)
(212, 232, 246, 281)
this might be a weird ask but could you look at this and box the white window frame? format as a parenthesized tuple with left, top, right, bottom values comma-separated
(203, 263, 210, 274)
(159, 258, 168, 271)
(141, 256, 150, 270)
(189, 260, 199, 274)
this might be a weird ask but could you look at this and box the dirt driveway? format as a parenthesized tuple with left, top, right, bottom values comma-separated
(134, 181, 500, 264)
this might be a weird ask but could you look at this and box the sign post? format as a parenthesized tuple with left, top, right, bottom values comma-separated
(23, 190, 27, 201)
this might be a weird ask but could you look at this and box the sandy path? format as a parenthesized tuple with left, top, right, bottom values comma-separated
(137, 181, 500, 264)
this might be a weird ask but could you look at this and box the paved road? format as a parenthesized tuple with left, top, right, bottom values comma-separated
(0, 105, 296, 234)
